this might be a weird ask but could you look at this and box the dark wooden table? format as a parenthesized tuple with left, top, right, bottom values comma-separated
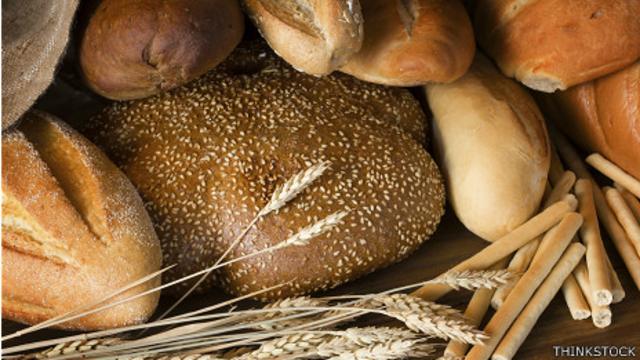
(4, 211, 639, 359)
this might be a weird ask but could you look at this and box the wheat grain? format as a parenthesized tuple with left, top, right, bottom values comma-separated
(259, 161, 331, 216)
(274, 210, 349, 249)
(240, 333, 328, 359)
(436, 269, 514, 291)
(31, 338, 122, 358)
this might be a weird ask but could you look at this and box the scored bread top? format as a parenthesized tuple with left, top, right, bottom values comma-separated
(81, 43, 445, 300)
(2, 111, 162, 329)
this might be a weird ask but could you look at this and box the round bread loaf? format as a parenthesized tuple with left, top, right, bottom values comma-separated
(80, 43, 445, 300)
(340, 0, 475, 86)
(474, 0, 640, 92)
(79, 0, 244, 100)
(2, 111, 162, 330)
(242, 0, 363, 76)
(537, 61, 640, 179)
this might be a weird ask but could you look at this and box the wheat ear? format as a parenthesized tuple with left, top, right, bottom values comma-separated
(436, 269, 514, 291)
(275, 210, 350, 249)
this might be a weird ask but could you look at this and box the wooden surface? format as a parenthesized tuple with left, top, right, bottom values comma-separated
(3, 210, 639, 359)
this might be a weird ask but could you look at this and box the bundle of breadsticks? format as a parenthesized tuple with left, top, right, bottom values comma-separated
(411, 128, 640, 360)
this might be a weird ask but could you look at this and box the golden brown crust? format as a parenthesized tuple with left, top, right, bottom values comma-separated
(243, 0, 363, 75)
(475, 0, 640, 92)
(340, 0, 475, 86)
(537, 61, 640, 179)
(79, 0, 244, 100)
(426, 55, 550, 241)
(2, 111, 162, 330)
(80, 43, 445, 300)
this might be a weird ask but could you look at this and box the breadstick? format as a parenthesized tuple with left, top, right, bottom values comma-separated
(594, 185, 640, 291)
(606, 255, 625, 303)
(491, 171, 578, 309)
(445, 260, 509, 358)
(551, 128, 640, 290)
(465, 213, 583, 360)
(574, 261, 611, 328)
(586, 153, 640, 198)
(615, 183, 640, 222)
(605, 187, 640, 256)
(561, 273, 591, 320)
(411, 199, 577, 301)
(493, 243, 586, 360)
(575, 180, 613, 306)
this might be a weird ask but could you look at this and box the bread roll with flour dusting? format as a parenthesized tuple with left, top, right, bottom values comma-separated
(80, 43, 446, 300)
(2, 111, 162, 330)
(425, 55, 550, 241)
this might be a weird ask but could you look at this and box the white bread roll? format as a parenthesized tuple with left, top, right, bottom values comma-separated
(425, 55, 550, 241)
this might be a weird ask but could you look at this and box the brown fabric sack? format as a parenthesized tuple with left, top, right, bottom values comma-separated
(2, 0, 78, 129)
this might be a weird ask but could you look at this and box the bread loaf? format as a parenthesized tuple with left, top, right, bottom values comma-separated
(2, 111, 162, 330)
(474, 0, 640, 92)
(79, 0, 244, 100)
(537, 61, 640, 179)
(79, 43, 445, 300)
(242, 0, 363, 76)
(340, 0, 475, 86)
(425, 55, 550, 241)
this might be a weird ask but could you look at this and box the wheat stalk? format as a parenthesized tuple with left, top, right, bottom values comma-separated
(324, 339, 436, 360)
(375, 295, 486, 344)
(259, 161, 331, 217)
(239, 333, 328, 359)
(274, 210, 349, 249)
(435, 269, 514, 291)
(28, 338, 122, 359)
(256, 297, 329, 330)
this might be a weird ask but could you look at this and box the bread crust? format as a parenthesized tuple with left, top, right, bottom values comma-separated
(340, 0, 475, 86)
(537, 61, 640, 179)
(243, 0, 363, 75)
(2, 111, 162, 330)
(79, 0, 244, 100)
(426, 55, 550, 241)
(475, 0, 640, 92)
(80, 43, 445, 300)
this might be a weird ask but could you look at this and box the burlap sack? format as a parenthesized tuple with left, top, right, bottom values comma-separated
(2, 0, 79, 129)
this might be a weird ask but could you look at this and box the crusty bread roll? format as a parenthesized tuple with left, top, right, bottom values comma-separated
(2, 111, 162, 330)
(537, 61, 640, 179)
(425, 55, 550, 242)
(79, 43, 445, 300)
(79, 0, 244, 100)
(474, 0, 640, 92)
(340, 0, 475, 86)
(242, 0, 363, 76)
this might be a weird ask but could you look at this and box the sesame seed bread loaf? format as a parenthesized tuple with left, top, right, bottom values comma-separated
(473, 0, 640, 92)
(2, 111, 162, 330)
(242, 0, 364, 76)
(536, 61, 640, 179)
(79, 0, 244, 100)
(80, 43, 446, 300)
(425, 55, 550, 242)
(339, 0, 475, 86)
